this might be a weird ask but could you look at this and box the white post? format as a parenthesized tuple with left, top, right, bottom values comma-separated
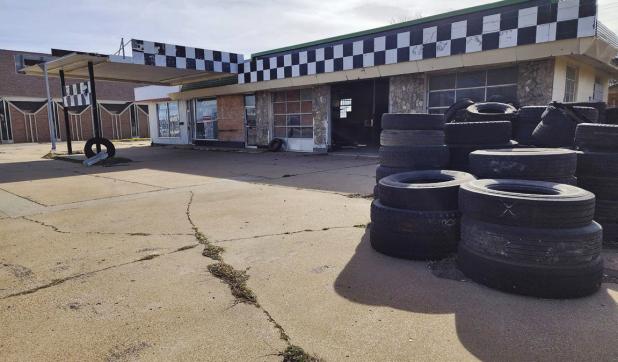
(43, 63, 57, 151)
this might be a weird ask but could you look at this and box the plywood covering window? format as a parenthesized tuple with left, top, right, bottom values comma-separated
(272, 89, 313, 139)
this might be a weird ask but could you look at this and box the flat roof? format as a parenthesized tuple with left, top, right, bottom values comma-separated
(23, 53, 234, 86)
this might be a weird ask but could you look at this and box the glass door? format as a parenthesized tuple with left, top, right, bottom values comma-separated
(244, 95, 257, 147)
(194, 98, 217, 140)
(0, 99, 12, 143)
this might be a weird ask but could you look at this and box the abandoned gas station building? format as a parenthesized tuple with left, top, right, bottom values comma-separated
(25, 0, 618, 152)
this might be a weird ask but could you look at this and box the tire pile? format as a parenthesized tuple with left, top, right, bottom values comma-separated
(368, 106, 612, 299)
(372, 170, 475, 260)
(445, 121, 516, 172)
(576, 123, 618, 248)
(376, 114, 448, 195)
(457, 179, 603, 299)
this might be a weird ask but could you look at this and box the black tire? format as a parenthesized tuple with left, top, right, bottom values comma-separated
(380, 130, 444, 146)
(575, 123, 618, 151)
(517, 106, 547, 123)
(379, 145, 449, 169)
(461, 217, 602, 266)
(376, 165, 414, 181)
(457, 222, 603, 299)
(448, 141, 518, 172)
(595, 199, 618, 223)
(605, 108, 618, 125)
(84, 137, 116, 158)
(445, 121, 512, 145)
(514, 106, 545, 145)
(465, 102, 517, 122)
(381, 113, 445, 130)
(572, 106, 599, 123)
(577, 176, 618, 200)
(459, 179, 596, 228)
(370, 200, 460, 260)
(268, 138, 284, 152)
(444, 99, 474, 123)
(564, 101, 606, 124)
(378, 170, 476, 210)
(469, 148, 577, 180)
(599, 222, 618, 248)
(576, 151, 618, 178)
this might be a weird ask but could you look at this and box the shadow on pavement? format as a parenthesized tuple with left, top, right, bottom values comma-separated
(335, 229, 618, 360)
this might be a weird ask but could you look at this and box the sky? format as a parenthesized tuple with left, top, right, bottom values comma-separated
(0, 0, 617, 57)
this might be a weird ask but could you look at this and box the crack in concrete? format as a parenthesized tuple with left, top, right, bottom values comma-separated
(184, 190, 323, 361)
(19, 216, 192, 237)
(0, 186, 47, 206)
(82, 172, 169, 191)
(214, 225, 365, 244)
(0, 245, 198, 300)
(260, 162, 378, 181)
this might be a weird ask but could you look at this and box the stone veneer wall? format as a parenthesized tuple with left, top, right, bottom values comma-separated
(517, 59, 555, 106)
(312, 85, 330, 152)
(389, 74, 426, 113)
(255, 91, 272, 146)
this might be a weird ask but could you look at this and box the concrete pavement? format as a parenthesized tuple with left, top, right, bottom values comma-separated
(0, 142, 616, 361)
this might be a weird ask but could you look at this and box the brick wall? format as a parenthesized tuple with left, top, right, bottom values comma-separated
(216, 95, 245, 142)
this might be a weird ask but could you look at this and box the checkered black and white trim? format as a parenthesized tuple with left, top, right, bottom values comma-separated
(239, 0, 597, 84)
(63, 81, 91, 107)
(131, 39, 244, 74)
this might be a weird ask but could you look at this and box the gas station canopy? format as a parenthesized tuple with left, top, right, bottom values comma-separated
(23, 39, 244, 86)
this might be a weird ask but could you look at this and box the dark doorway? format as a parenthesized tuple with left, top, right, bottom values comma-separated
(330, 78, 389, 151)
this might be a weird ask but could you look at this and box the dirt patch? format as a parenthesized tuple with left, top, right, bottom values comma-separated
(427, 256, 467, 282)
(281, 345, 323, 362)
(1, 263, 34, 279)
(207, 262, 256, 305)
(106, 341, 150, 362)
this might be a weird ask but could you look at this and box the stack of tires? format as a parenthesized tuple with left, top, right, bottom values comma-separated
(445, 121, 516, 172)
(376, 114, 449, 194)
(469, 148, 578, 185)
(575, 123, 618, 248)
(371, 170, 475, 260)
(457, 179, 603, 299)
(514, 105, 599, 146)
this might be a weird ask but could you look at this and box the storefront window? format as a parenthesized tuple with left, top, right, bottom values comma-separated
(194, 98, 217, 140)
(272, 89, 313, 139)
(564, 66, 578, 102)
(156, 102, 180, 137)
(428, 66, 518, 114)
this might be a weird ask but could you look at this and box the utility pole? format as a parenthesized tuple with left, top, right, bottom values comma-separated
(43, 63, 57, 152)
(59, 69, 73, 154)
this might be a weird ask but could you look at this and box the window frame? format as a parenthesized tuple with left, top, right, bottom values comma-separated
(427, 66, 518, 114)
(192, 98, 218, 140)
(564, 65, 578, 103)
(272, 88, 314, 139)
(156, 101, 181, 138)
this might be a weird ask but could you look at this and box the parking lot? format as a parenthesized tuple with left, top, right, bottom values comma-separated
(1, 141, 617, 361)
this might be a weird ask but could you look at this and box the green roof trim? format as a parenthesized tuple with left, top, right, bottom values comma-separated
(181, 76, 238, 92)
(251, 0, 540, 58)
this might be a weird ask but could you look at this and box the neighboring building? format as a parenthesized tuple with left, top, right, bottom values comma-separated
(21, 0, 618, 152)
(0, 49, 149, 144)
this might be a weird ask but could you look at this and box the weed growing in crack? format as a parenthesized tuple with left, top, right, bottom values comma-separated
(281, 345, 322, 362)
(202, 243, 225, 260)
(207, 262, 257, 305)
